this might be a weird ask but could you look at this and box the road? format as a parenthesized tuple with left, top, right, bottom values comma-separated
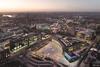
(16, 51, 57, 67)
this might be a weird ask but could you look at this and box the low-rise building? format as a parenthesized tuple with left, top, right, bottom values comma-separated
(76, 29, 96, 42)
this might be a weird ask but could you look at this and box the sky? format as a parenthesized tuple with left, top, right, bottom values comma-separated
(0, 0, 100, 12)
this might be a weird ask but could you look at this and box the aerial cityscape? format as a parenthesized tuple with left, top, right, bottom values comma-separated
(0, 0, 100, 67)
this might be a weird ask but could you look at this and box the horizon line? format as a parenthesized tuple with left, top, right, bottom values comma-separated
(0, 11, 100, 14)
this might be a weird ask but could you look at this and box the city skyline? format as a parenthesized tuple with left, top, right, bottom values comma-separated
(0, 0, 100, 12)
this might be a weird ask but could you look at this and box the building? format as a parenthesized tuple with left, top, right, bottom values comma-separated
(76, 29, 96, 42)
